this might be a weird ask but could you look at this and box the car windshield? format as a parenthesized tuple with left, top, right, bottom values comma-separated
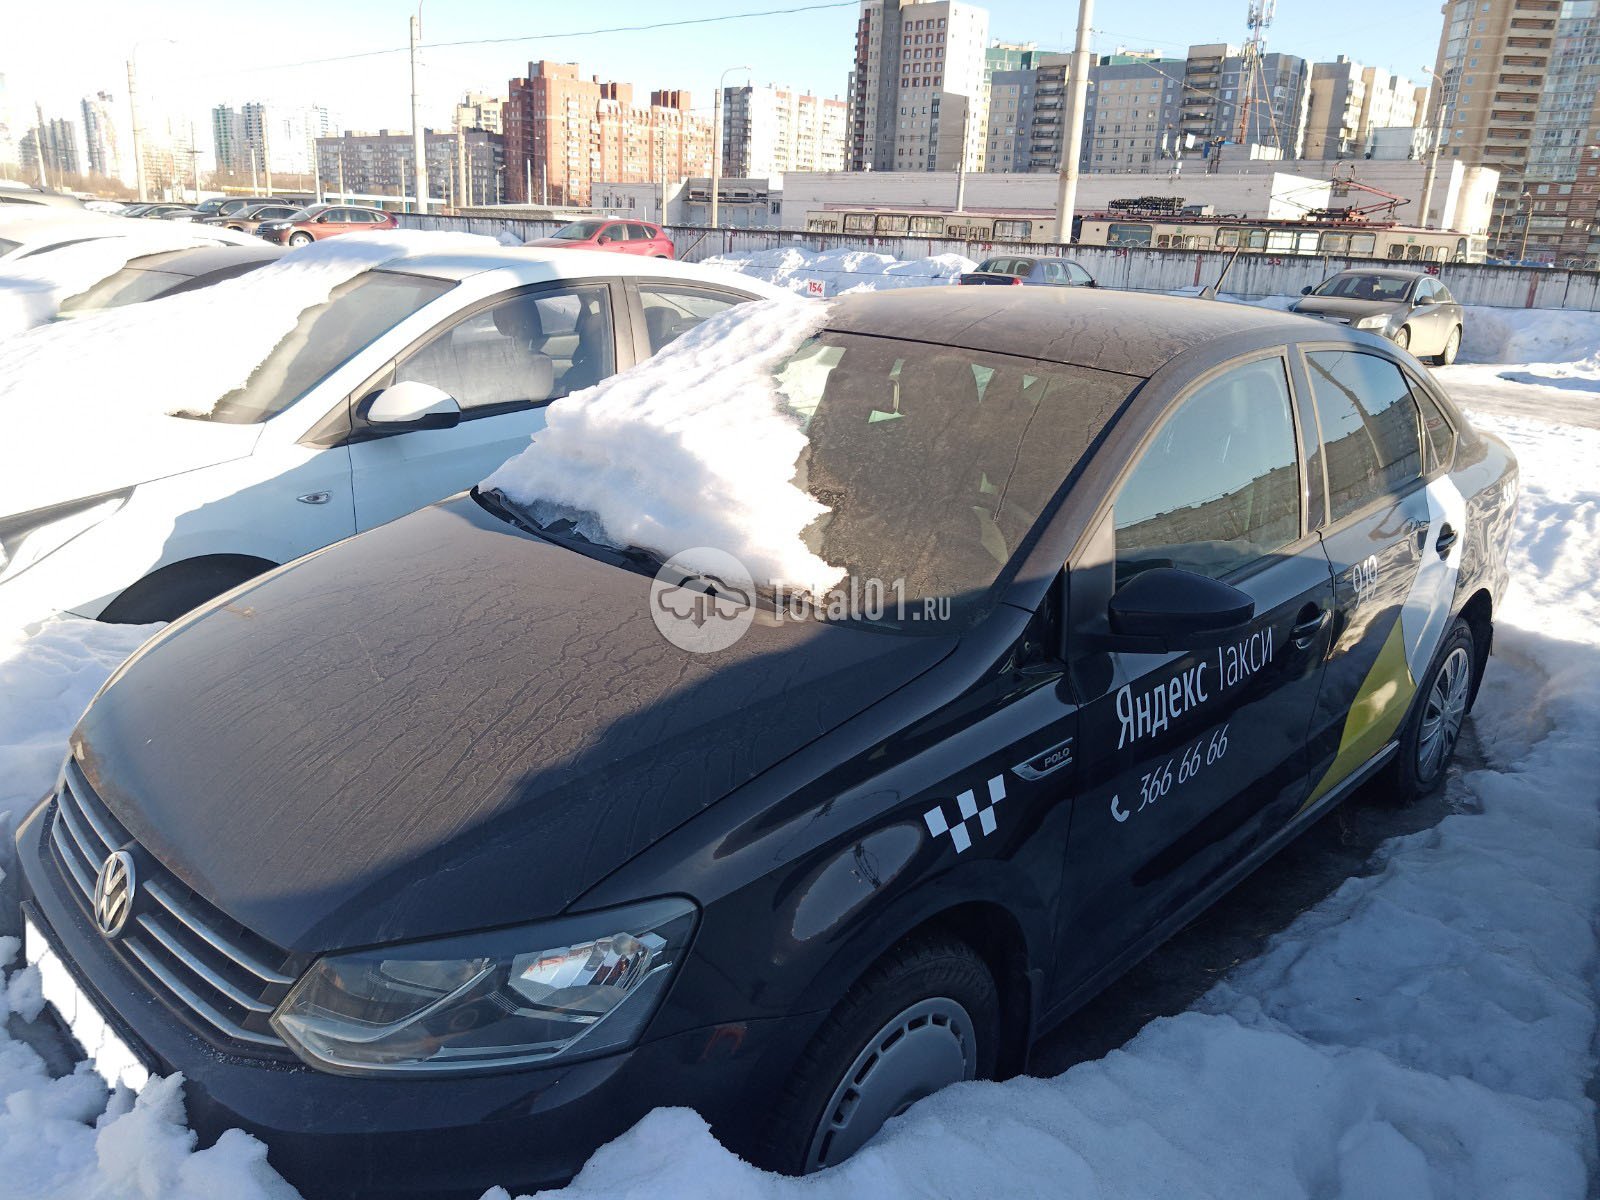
(189, 270, 455, 424)
(766, 331, 1137, 629)
(57, 253, 193, 314)
(1315, 273, 1413, 302)
(196, 198, 226, 215)
(552, 220, 608, 240)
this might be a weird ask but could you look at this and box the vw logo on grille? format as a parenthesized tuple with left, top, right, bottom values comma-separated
(92, 850, 137, 940)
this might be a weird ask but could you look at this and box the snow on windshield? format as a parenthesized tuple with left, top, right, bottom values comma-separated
(0, 222, 260, 336)
(483, 297, 844, 597)
(0, 230, 495, 428)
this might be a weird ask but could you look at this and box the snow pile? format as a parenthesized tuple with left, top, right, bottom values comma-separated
(702, 246, 975, 296)
(510, 414, 1600, 1197)
(0, 224, 257, 337)
(0, 230, 496, 424)
(484, 298, 844, 595)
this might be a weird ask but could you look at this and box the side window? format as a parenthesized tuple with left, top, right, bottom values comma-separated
(627, 223, 656, 241)
(1410, 380, 1457, 470)
(393, 284, 615, 412)
(1042, 261, 1067, 284)
(1114, 357, 1301, 582)
(1067, 263, 1093, 285)
(596, 223, 624, 244)
(1435, 282, 1456, 304)
(638, 285, 744, 353)
(1306, 350, 1423, 521)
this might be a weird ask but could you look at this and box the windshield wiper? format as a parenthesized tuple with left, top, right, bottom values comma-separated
(472, 487, 661, 571)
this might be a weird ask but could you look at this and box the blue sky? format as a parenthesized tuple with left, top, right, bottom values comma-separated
(7, 0, 1444, 149)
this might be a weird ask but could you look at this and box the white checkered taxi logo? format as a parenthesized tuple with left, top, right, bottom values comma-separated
(923, 775, 1006, 854)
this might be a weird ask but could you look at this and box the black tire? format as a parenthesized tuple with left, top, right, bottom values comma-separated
(1387, 616, 1476, 801)
(99, 555, 273, 624)
(1434, 325, 1462, 366)
(1392, 324, 1412, 352)
(757, 935, 998, 1175)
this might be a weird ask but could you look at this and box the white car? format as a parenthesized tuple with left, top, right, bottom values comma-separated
(0, 213, 137, 263)
(0, 248, 785, 622)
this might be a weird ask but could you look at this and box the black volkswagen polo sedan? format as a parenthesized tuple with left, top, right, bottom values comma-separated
(17, 287, 1517, 1197)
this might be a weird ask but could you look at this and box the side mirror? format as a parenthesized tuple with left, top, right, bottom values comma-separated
(1414, 293, 1435, 306)
(365, 380, 462, 431)
(1300, 284, 1314, 295)
(1107, 567, 1254, 649)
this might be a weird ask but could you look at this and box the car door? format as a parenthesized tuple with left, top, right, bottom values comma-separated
(347, 280, 627, 531)
(1410, 278, 1447, 355)
(1296, 345, 1454, 808)
(594, 222, 628, 253)
(1058, 352, 1335, 987)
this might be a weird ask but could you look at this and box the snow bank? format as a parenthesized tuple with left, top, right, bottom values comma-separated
(0, 230, 496, 423)
(702, 245, 975, 297)
(484, 297, 844, 595)
(0, 225, 257, 337)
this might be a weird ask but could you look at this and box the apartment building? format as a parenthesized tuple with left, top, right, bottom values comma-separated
(504, 62, 712, 207)
(455, 92, 505, 135)
(80, 92, 123, 181)
(21, 116, 80, 181)
(721, 85, 848, 177)
(1081, 52, 1187, 171)
(1180, 43, 1311, 158)
(846, 0, 990, 173)
(315, 129, 505, 207)
(1429, 0, 1582, 259)
(213, 103, 335, 178)
(1304, 57, 1424, 160)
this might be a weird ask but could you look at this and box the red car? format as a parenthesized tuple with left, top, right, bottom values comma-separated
(257, 203, 399, 247)
(527, 218, 675, 259)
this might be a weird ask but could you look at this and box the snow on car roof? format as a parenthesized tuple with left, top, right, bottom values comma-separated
(392, 244, 791, 297)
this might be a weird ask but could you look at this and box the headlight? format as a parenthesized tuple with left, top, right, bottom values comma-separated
(1354, 313, 1392, 331)
(0, 490, 131, 581)
(271, 897, 697, 1075)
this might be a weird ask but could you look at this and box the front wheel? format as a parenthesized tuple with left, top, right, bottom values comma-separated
(759, 935, 998, 1174)
(1434, 325, 1462, 366)
(1392, 324, 1412, 352)
(288, 231, 313, 247)
(1388, 617, 1476, 801)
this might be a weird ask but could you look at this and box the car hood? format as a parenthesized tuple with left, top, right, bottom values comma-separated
(73, 494, 958, 953)
(523, 238, 592, 248)
(0, 414, 260, 517)
(1290, 295, 1406, 320)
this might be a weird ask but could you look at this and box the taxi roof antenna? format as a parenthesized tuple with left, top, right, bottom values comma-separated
(1198, 245, 1243, 301)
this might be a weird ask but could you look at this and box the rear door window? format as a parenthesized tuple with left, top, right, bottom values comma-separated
(1306, 350, 1423, 521)
(637, 284, 745, 353)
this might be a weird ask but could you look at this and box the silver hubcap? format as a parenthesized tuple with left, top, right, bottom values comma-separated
(804, 997, 977, 1171)
(1445, 329, 1460, 360)
(1417, 645, 1471, 780)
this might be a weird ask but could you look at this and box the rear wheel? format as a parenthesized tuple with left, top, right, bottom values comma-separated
(1392, 325, 1412, 352)
(1387, 617, 1476, 801)
(759, 935, 997, 1175)
(288, 231, 313, 248)
(1434, 325, 1462, 366)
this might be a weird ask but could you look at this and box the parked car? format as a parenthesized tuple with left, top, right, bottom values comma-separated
(1290, 269, 1465, 364)
(55, 243, 285, 315)
(126, 204, 195, 220)
(0, 214, 147, 263)
(0, 181, 85, 210)
(527, 218, 676, 258)
(14, 287, 1517, 1197)
(958, 255, 1097, 287)
(257, 204, 400, 247)
(214, 203, 303, 234)
(199, 195, 314, 226)
(154, 208, 208, 223)
(0, 250, 783, 622)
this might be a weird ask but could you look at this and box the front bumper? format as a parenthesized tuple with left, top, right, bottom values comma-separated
(258, 227, 291, 244)
(15, 800, 808, 1198)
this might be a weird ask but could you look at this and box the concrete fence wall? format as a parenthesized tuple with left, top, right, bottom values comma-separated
(397, 214, 1600, 312)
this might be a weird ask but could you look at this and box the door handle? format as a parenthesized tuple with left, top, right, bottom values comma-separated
(1435, 523, 1459, 558)
(1291, 605, 1330, 650)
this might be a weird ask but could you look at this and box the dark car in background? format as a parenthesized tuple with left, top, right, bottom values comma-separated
(55, 242, 285, 316)
(257, 203, 399, 247)
(216, 203, 303, 235)
(1290, 269, 1465, 365)
(527, 218, 676, 259)
(17, 288, 1515, 1198)
(958, 255, 1097, 287)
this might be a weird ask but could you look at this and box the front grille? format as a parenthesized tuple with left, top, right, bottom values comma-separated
(48, 760, 298, 1052)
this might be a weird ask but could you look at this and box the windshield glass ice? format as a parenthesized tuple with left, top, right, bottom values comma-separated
(196, 270, 454, 424)
(1315, 273, 1413, 302)
(553, 220, 607, 240)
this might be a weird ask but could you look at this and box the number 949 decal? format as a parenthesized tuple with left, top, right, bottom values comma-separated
(1111, 724, 1230, 824)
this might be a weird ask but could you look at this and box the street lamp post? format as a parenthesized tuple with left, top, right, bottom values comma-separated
(1518, 189, 1534, 262)
(710, 65, 751, 230)
(1419, 66, 1450, 231)
(410, 1, 428, 213)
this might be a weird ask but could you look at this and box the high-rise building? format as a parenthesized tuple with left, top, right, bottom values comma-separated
(1304, 57, 1424, 160)
(1180, 43, 1311, 159)
(455, 92, 505, 135)
(212, 105, 246, 172)
(81, 92, 123, 180)
(0, 74, 19, 170)
(1428, 0, 1576, 259)
(1080, 52, 1187, 171)
(846, 0, 991, 173)
(214, 103, 336, 179)
(23, 115, 82, 182)
(722, 85, 848, 177)
(317, 129, 504, 206)
(505, 62, 714, 206)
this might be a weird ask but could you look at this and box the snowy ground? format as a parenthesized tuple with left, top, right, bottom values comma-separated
(0, 255, 1596, 1199)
